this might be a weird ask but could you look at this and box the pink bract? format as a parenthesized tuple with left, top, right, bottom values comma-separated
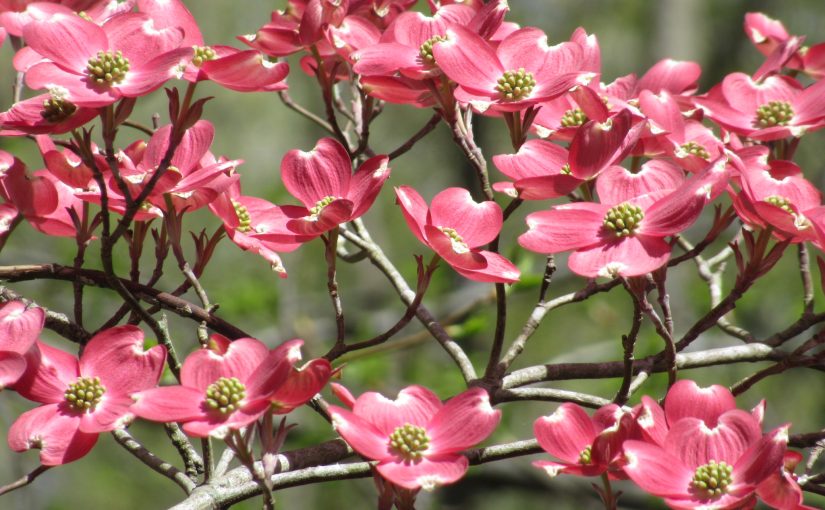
(533, 403, 633, 479)
(8, 325, 166, 465)
(131, 335, 328, 438)
(395, 186, 520, 283)
(276, 137, 390, 237)
(328, 384, 501, 490)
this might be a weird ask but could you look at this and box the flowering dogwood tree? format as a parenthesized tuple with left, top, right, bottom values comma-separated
(0, 1, 824, 509)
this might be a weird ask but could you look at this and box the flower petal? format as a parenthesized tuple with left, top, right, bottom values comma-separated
(428, 388, 500, 453)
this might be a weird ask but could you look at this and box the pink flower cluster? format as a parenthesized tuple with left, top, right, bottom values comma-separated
(534, 380, 812, 509)
(0, 300, 330, 462)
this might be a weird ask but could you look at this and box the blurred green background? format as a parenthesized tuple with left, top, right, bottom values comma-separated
(2, 0, 825, 508)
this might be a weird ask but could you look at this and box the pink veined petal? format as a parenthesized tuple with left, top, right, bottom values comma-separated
(0, 351, 27, 388)
(347, 155, 390, 219)
(569, 109, 639, 180)
(281, 138, 352, 207)
(568, 235, 671, 278)
(519, 203, 607, 253)
(353, 42, 421, 76)
(0, 300, 44, 354)
(80, 395, 135, 433)
(244, 339, 304, 400)
(270, 358, 332, 414)
(429, 187, 503, 248)
(330, 382, 356, 409)
(144, 121, 215, 174)
(638, 90, 685, 141)
(534, 403, 597, 465)
(731, 425, 790, 491)
(424, 225, 488, 270)
(181, 336, 270, 392)
(493, 138, 569, 181)
(664, 379, 737, 428)
(622, 440, 694, 498)
(137, 0, 203, 46)
(103, 12, 185, 65)
(513, 174, 583, 200)
(496, 27, 551, 74)
(200, 51, 289, 92)
(395, 185, 429, 245)
(432, 25, 503, 94)
(79, 325, 166, 395)
(756, 467, 810, 510)
(23, 13, 106, 72)
(130, 385, 207, 423)
(8, 404, 98, 466)
(15, 341, 78, 404)
(596, 161, 685, 204)
(376, 454, 469, 490)
(329, 405, 395, 460)
(792, 77, 825, 125)
(3, 159, 58, 218)
(428, 388, 500, 454)
(452, 250, 520, 283)
(634, 395, 668, 446)
(638, 58, 701, 94)
(664, 411, 762, 468)
(353, 385, 443, 436)
(388, 5, 475, 48)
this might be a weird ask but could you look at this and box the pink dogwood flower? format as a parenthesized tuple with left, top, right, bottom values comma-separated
(533, 403, 633, 479)
(8, 325, 166, 465)
(395, 186, 520, 283)
(131, 335, 328, 438)
(624, 425, 789, 509)
(328, 384, 501, 490)
(432, 25, 587, 112)
(694, 73, 825, 141)
(23, 11, 190, 106)
(276, 137, 390, 237)
(519, 162, 728, 278)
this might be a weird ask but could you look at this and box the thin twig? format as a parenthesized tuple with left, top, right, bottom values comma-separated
(112, 429, 196, 493)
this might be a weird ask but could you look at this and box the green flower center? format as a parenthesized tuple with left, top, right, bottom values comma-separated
(205, 376, 246, 415)
(691, 460, 733, 498)
(232, 200, 252, 233)
(578, 445, 592, 464)
(437, 226, 469, 253)
(86, 50, 131, 85)
(561, 107, 588, 128)
(192, 46, 217, 67)
(765, 195, 793, 213)
(77, 11, 93, 22)
(679, 141, 710, 160)
(496, 68, 536, 101)
(389, 423, 430, 462)
(755, 100, 794, 128)
(40, 96, 77, 124)
(308, 195, 338, 219)
(603, 203, 644, 237)
(560, 163, 572, 175)
(419, 35, 447, 65)
(64, 376, 106, 412)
